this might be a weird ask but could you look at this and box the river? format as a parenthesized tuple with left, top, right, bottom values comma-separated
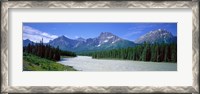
(58, 56, 177, 71)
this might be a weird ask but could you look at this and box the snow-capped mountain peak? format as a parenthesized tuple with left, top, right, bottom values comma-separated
(135, 29, 176, 44)
(97, 32, 122, 45)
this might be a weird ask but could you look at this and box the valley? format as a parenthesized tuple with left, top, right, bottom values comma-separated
(23, 27, 177, 71)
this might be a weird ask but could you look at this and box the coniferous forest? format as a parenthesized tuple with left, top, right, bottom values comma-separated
(23, 39, 77, 71)
(23, 40, 76, 61)
(90, 42, 177, 63)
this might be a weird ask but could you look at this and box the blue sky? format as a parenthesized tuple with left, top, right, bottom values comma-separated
(23, 23, 177, 43)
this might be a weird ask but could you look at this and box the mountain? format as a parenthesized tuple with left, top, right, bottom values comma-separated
(97, 32, 122, 45)
(93, 32, 136, 50)
(134, 29, 177, 44)
(24, 30, 177, 53)
(49, 32, 136, 53)
(23, 39, 33, 47)
(49, 35, 79, 51)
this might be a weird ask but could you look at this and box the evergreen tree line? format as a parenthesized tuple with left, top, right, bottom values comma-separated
(23, 41, 76, 61)
(60, 50, 77, 57)
(91, 42, 177, 62)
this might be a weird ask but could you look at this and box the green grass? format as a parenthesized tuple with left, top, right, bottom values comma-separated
(23, 53, 76, 71)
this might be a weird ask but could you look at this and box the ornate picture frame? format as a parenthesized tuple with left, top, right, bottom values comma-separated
(1, 1, 199, 93)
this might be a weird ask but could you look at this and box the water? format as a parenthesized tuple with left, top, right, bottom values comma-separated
(58, 56, 177, 71)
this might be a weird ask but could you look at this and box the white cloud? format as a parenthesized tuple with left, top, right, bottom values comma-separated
(123, 31, 141, 37)
(23, 26, 58, 43)
(124, 24, 158, 38)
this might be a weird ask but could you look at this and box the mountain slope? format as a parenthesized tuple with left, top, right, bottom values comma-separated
(135, 29, 177, 44)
